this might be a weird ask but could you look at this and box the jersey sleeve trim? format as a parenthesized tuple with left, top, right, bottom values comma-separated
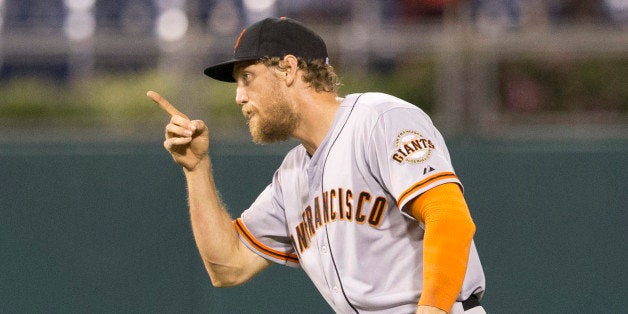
(397, 172, 460, 210)
(233, 218, 300, 266)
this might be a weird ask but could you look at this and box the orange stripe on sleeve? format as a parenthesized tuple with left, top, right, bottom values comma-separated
(233, 218, 299, 265)
(410, 183, 475, 312)
(397, 172, 458, 208)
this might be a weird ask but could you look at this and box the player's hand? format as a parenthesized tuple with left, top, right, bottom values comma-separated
(147, 91, 209, 171)
(416, 305, 447, 314)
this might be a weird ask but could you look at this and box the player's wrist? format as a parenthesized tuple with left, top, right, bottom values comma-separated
(415, 304, 447, 314)
(182, 154, 210, 173)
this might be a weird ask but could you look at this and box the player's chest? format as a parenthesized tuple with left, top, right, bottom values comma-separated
(282, 153, 394, 246)
(286, 146, 381, 218)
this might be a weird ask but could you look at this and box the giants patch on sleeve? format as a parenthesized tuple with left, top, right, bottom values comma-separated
(391, 130, 435, 164)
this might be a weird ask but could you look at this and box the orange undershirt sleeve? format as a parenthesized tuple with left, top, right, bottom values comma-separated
(410, 182, 476, 312)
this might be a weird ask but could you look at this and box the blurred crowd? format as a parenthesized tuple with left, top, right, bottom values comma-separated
(0, 1, 625, 134)
(0, 0, 626, 81)
(1, 0, 626, 36)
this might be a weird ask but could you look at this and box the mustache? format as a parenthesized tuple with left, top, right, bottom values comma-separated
(241, 106, 255, 119)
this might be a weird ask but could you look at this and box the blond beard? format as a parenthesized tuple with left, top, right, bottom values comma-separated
(248, 98, 299, 144)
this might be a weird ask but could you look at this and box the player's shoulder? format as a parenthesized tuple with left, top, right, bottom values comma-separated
(349, 92, 426, 115)
(346, 92, 430, 124)
(278, 145, 308, 170)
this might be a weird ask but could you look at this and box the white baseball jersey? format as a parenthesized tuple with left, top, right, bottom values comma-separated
(234, 92, 485, 313)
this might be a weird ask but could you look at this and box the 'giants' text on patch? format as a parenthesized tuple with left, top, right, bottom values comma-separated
(392, 130, 435, 164)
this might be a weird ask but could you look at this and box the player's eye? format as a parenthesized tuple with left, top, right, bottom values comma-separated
(240, 72, 252, 83)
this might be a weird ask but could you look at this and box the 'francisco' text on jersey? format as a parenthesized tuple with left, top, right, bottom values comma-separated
(291, 188, 387, 254)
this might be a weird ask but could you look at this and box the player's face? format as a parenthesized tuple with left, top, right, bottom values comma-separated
(234, 61, 299, 144)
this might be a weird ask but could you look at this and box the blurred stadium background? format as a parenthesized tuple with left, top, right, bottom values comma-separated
(1, 0, 626, 313)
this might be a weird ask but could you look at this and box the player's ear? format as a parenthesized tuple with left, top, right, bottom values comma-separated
(282, 55, 299, 86)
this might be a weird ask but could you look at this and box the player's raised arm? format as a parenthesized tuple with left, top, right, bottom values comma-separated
(147, 90, 272, 287)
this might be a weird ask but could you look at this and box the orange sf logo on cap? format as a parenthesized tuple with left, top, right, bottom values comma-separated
(234, 28, 246, 52)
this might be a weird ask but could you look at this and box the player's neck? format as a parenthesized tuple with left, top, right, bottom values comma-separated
(292, 92, 341, 156)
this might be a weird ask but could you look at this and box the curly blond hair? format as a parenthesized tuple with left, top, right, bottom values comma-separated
(260, 56, 340, 93)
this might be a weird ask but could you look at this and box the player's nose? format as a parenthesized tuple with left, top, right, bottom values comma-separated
(235, 86, 248, 106)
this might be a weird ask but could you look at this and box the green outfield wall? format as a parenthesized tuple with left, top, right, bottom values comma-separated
(1, 139, 626, 313)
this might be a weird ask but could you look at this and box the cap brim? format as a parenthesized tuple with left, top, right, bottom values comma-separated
(203, 59, 238, 83)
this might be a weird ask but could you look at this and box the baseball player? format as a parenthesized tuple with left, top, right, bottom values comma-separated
(148, 17, 485, 313)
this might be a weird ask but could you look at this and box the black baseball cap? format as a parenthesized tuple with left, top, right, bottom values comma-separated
(203, 17, 328, 82)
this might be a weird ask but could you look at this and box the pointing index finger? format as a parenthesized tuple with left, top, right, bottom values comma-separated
(147, 90, 189, 120)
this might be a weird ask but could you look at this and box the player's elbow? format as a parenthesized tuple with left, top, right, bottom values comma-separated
(207, 271, 248, 288)
(209, 276, 238, 288)
(201, 261, 247, 288)
(440, 212, 476, 244)
(454, 212, 476, 238)
(463, 216, 476, 240)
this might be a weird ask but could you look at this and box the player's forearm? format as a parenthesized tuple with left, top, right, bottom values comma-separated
(183, 156, 247, 286)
